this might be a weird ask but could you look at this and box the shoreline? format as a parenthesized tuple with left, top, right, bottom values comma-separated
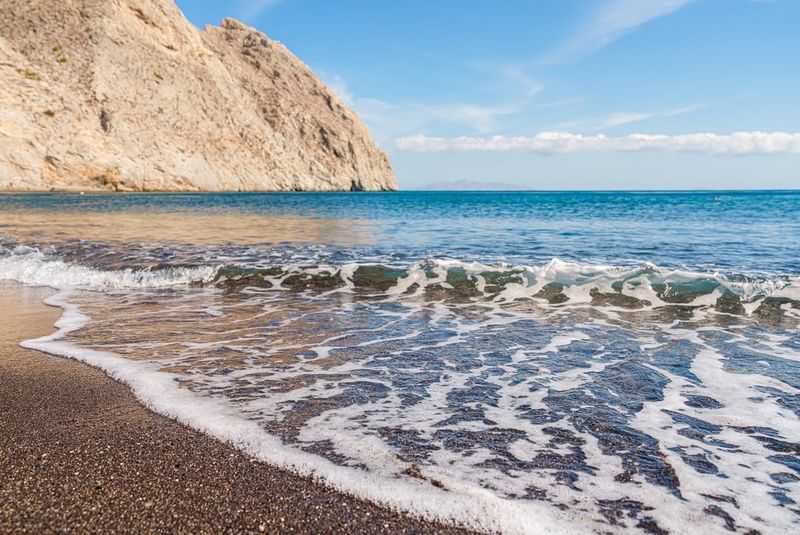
(0, 283, 469, 534)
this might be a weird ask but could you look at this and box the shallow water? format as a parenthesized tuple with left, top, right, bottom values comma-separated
(2, 191, 799, 533)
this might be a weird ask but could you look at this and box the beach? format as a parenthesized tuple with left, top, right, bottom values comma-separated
(0, 282, 467, 534)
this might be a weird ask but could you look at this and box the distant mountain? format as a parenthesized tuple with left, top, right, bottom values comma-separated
(0, 0, 395, 192)
(419, 180, 532, 191)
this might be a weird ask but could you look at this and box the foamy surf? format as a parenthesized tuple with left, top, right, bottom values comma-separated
(13, 270, 800, 533)
(23, 282, 800, 533)
(2, 245, 798, 319)
(21, 290, 587, 535)
(0, 246, 218, 289)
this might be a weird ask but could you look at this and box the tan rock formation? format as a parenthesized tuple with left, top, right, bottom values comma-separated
(0, 0, 396, 191)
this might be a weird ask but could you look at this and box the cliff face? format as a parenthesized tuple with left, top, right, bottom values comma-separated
(0, 0, 396, 191)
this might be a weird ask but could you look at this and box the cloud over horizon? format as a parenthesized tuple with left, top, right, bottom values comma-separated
(395, 132, 800, 155)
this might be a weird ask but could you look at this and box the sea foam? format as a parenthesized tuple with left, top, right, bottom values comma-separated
(21, 290, 587, 535)
(0, 246, 218, 289)
(2, 245, 797, 307)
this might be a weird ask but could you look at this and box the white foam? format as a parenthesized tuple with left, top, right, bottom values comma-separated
(0, 246, 217, 289)
(378, 257, 799, 314)
(21, 290, 590, 535)
(630, 325, 800, 533)
(18, 267, 800, 534)
(3, 245, 798, 309)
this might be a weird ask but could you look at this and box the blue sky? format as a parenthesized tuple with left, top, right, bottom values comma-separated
(177, 0, 800, 189)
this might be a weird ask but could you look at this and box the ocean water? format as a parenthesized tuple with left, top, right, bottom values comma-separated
(1, 191, 799, 534)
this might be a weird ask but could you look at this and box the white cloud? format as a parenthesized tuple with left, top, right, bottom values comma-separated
(357, 99, 524, 139)
(548, 0, 696, 63)
(237, 0, 283, 22)
(540, 104, 703, 132)
(472, 63, 543, 97)
(414, 55, 544, 100)
(415, 102, 523, 132)
(319, 73, 528, 140)
(395, 132, 800, 155)
(599, 105, 702, 128)
(602, 112, 656, 128)
(536, 97, 586, 110)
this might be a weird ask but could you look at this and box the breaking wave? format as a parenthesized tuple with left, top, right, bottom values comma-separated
(2, 246, 798, 320)
(0, 246, 218, 289)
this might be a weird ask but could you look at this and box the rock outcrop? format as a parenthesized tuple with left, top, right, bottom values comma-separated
(0, 0, 396, 191)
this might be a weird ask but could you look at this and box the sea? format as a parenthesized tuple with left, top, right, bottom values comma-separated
(1, 191, 799, 534)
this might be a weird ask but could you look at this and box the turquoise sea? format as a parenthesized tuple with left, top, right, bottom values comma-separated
(1, 191, 799, 533)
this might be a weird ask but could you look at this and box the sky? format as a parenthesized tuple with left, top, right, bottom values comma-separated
(176, 0, 800, 190)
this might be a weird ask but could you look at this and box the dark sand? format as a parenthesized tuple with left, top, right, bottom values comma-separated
(0, 283, 470, 534)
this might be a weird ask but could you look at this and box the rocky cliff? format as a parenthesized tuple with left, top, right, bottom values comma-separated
(0, 0, 396, 191)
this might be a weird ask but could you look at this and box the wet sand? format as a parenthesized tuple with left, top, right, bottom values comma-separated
(0, 283, 469, 534)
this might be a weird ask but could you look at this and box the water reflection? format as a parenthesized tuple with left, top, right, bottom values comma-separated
(0, 209, 375, 246)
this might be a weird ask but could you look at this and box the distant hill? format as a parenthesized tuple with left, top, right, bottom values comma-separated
(0, 0, 395, 192)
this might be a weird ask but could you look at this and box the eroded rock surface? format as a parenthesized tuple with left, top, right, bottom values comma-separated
(0, 0, 396, 191)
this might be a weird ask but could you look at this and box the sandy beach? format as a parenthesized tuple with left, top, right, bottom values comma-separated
(0, 283, 468, 534)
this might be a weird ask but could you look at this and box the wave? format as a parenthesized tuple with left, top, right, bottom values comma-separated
(0, 246, 218, 289)
(212, 258, 800, 317)
(1, 246, 798, 316)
